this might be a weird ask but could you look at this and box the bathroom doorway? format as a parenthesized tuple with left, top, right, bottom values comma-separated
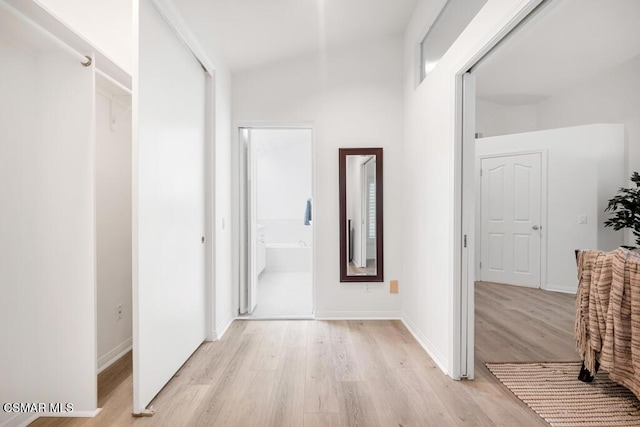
(239, 127, 314, 318)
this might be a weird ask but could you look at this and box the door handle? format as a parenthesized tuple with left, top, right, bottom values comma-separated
(532, 225, 539, 230)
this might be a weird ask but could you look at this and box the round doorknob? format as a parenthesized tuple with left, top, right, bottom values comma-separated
(532, 225, 539, 230)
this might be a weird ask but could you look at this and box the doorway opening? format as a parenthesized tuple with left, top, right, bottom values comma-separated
(239, 127, 315, 318)
(96, 73, 133, 374)
(459, 0, 637, 379)
(95, 70, 134, 412)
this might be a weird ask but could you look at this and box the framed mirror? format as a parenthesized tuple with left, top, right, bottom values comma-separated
(339, 148, 383, 282)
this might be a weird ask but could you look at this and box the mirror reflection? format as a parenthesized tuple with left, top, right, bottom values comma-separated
(346, 155, 377, 276)
(339, 148, 383, 282)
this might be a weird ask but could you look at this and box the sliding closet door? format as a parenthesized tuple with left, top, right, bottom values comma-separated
(133, 0, 206, 414)
(0, 5, 97, 421)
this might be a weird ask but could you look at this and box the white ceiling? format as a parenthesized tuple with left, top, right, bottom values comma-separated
(172, 0, 419, 72)
(475, 0, 640, 106)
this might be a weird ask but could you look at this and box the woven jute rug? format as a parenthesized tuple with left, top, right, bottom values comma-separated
(486, 362, 640, 427)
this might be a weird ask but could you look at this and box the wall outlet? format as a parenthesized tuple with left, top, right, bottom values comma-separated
(578, 214, 588, 224)
(365, 283, 371, 293)
(390, 280, 399, 294)
(116, 304, 123, 321)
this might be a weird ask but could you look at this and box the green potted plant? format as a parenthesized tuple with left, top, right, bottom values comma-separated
(604, 171, 640, 248)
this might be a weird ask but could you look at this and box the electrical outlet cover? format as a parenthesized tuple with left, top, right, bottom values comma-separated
(390, 280, 399, 294)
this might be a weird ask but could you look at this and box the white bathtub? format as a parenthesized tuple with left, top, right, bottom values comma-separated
(265, 242, 312, 272)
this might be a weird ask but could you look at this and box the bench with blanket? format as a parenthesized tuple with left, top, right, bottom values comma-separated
(575, 248, 640, 398)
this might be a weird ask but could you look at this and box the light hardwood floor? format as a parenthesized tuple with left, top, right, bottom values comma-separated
(31, 282, 577, 426)
(475, 281, 577, 365)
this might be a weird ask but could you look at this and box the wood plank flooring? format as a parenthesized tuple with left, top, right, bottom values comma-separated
(475, 281, 577, 364)
(31, 282, 577, 426)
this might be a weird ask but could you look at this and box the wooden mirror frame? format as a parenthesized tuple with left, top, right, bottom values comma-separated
(339, 148, 384, 282)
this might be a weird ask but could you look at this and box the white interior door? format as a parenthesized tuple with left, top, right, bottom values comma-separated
(459, 72, 476, 380)
(134, 0, 206, 414)
(247, 132, 258, 313)
(480, 153, 541, 287)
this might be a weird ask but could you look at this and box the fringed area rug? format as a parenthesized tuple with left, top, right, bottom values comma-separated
(486, 362, 640, 427)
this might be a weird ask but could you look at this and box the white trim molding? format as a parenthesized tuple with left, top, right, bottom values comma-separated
(314, 311, 402, 320)
(545, 284, 577, 295)
(215, 316, 235, 340)
(97, 338, 133, 374)
(2, 412, 38, 427)
(41, 408, 103, 418)
(237, 316, 315, 321)
(21, 408, 103, 426)
(149, 0, 215, 75)
(401, 315, 450, 376)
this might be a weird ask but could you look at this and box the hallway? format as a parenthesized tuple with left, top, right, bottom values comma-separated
(32, 282, 577, 427)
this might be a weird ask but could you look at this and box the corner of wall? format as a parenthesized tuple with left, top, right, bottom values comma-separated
(215, 316, 235, 340)
(544, 284, 577, 295)
(97, 338, 133, 374)
(400, 314, 450, 376)
(1, 412, 39, 427)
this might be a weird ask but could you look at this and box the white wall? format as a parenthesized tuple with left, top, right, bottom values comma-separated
(0, 39, 39, 427)
(0, 22, 97, 425)
(476, 55, 640, 245)
(476, 98, 537, 137)
(213, 67, 234, 337)
(254, 129, 313, 249)
(402, 0, 541, 375)
(233, 36, 404, 318)
(535, 54, 640, 196)
(476, 124, 625, 293)
(254, 129, 312, 221)
(35, 0, 133, 73)
(95, 91, 133, 372)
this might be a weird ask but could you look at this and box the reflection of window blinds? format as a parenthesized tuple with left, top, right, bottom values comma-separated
(368, 182, 376, 239)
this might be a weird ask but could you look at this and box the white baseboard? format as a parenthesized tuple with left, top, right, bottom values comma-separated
(2, 412, 38, 427)
(41, 408, 102, 418)
(314, 311, 402, 320)
(215, 316, 234, 340)
(401, 315, 450, 376)
(97, 338, 132, 374)
(237, 315, 315, 320)
(544, 284, 577, 294)
(5, 408, 101, 427)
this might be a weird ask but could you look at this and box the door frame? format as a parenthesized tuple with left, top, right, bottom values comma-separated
(452, 0, 547, 380)
(475, 150, 548, 290)
(235, 123, 317, 319)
